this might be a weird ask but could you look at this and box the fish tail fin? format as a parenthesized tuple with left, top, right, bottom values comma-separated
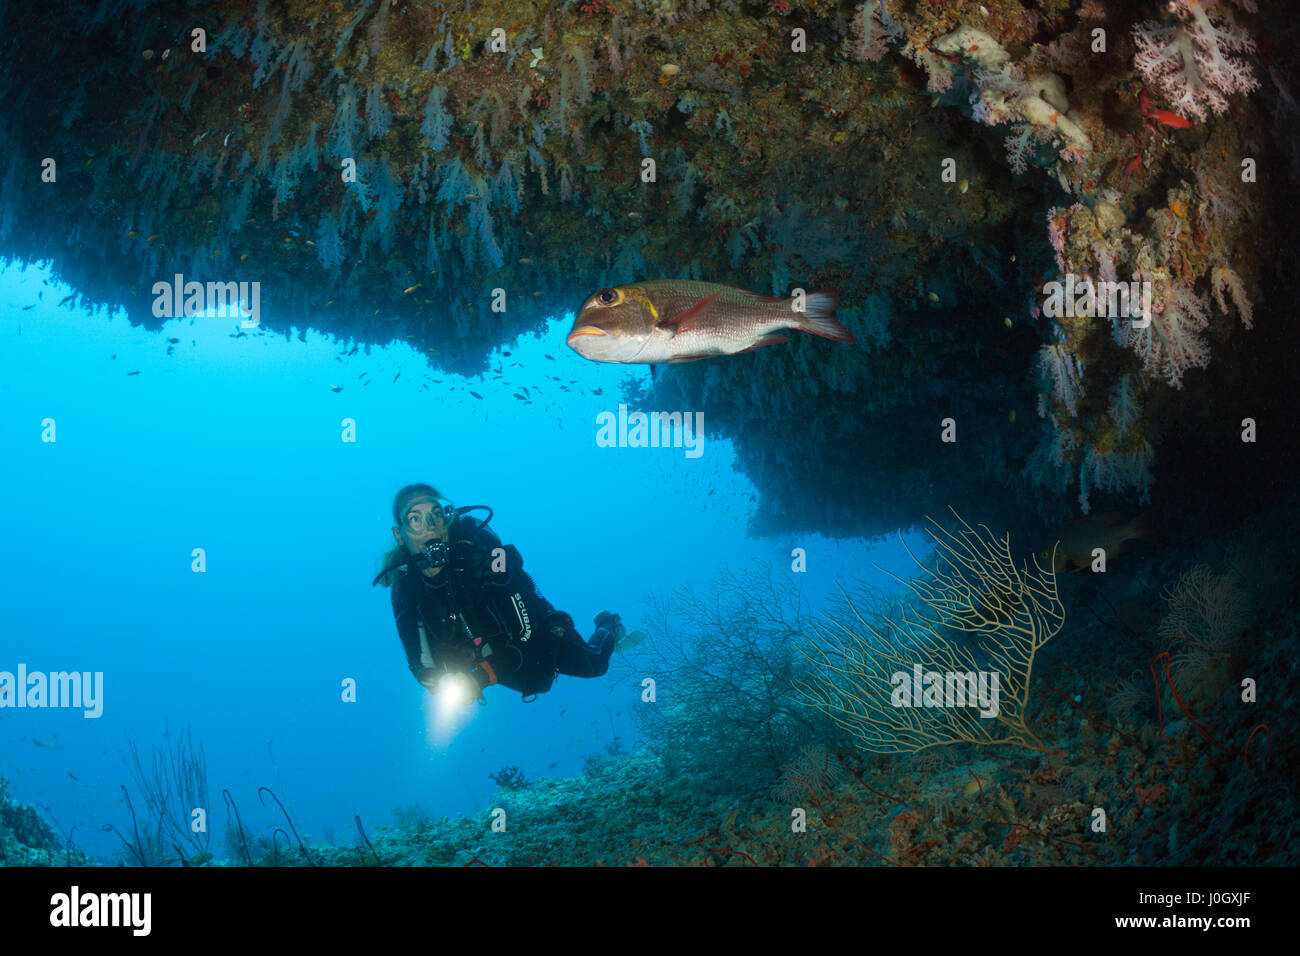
(796, 290, 855, 343)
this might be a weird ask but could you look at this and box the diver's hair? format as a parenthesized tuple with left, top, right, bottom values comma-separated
(376, 483, 444, 589)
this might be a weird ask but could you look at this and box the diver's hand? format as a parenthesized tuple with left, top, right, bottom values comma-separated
(468, 674, 488, 705)
(544, 610, 575, 638)
(592, 610, 626, 649)
(417, 668, 440, 693)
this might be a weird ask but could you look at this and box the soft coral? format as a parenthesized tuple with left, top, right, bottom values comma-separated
(1133, 0, 1259, 121)
(1121, 271, 1211, 388)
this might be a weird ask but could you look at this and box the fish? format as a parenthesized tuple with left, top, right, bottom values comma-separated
(1145, 107, 1192, 130)
(567, 280, 854, 365)
(1139, 89, 1193, 130)
(1041, 510, 1156, 573)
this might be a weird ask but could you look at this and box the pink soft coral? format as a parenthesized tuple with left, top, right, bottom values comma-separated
(1133, 0, 1259, 121)
(1210, 262, 1254, 329)
(850, 0, 902, 63)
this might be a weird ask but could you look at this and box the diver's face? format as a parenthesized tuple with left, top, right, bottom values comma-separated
(390, 499, 451, 575)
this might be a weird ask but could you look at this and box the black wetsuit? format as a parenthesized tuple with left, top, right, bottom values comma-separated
(390, 517, 613, 698)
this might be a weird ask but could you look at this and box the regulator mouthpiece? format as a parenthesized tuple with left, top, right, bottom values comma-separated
(415, 539, 451, 571)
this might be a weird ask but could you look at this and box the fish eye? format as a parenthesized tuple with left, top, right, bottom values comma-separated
(596, 288, 619, 305)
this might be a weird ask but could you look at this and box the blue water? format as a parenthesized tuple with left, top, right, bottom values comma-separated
(0, 258, 925, 862)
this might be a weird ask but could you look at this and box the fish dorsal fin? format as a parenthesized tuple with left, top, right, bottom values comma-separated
(657, 292, 719, 336)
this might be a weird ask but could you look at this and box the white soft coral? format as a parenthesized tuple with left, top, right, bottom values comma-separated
(1133, 0, 1258, 121)
(1038, 343, 1085, 417)
(1078, 441, 1155, 514)
(1122, 272, 1211, 389)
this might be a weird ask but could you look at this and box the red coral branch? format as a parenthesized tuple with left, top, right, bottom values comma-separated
(1149, 648, 1272, 781)
(791, 769, 898, 866)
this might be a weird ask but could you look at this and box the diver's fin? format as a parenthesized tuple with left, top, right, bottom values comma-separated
(618, 629, 648, 652)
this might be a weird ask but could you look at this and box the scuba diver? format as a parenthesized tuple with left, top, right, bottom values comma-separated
(373, 483, 623, 704)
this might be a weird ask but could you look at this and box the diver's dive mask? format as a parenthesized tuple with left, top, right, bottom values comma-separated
(403, 496, 455, 571)
(403, 497, 455, 533)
